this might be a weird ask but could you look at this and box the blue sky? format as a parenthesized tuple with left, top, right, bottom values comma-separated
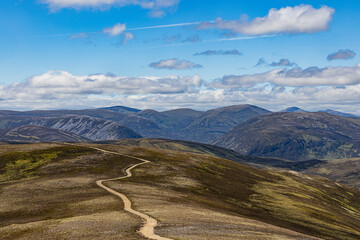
(1, 0, 360, 113)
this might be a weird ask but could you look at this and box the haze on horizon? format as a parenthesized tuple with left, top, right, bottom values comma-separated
(1, 0, 360, 114)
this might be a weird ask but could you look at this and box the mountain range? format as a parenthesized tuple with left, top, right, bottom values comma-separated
(0, 105, 359, 162)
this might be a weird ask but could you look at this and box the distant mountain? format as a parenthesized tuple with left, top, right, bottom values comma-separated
(0, 125, 86, 142)
(161, 108, 204, 130)
(281, 107, 308, 112)
(136, 109, 176, 130)
(29, 115, 142, 141)
(183, 105, 271, 143)
(120, 114, 170, 139)
(214, 112, 360, 161)
(100, 105, 141, 114)
(319, 109, 357, 118)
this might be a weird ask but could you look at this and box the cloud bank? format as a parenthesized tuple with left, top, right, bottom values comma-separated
(149, 58, 203, 70)
(210, 63, 360, 88)
(198, 5, 334, 35)
(41, 0, 180, 16)
(1, 67, 360, 114)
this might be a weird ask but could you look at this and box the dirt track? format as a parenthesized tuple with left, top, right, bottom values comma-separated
(93, 147, 173, 240)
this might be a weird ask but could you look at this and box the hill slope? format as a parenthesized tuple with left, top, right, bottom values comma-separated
(0, 125, 87, 142)
(1, 143, 359, 239)
(29, 115, 142, 141)
(183, 104, 271, 143)
(214, 112, 360, 161)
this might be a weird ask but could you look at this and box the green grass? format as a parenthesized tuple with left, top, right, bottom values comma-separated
(0, 146, 95, 181)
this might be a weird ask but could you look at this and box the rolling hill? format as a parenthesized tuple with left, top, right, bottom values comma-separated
(0, 142, 359, 239)
(214, 112, 360, 161)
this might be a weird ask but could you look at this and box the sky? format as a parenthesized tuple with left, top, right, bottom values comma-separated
(1, 0, 360, 114)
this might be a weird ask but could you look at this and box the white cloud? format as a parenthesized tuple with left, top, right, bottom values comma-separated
(103, 23, 126, 36)
(0, 71, 203, 103)
(211, 63, 360, 88)
(198, 5, 334, 35)
(41, 0, 180, 16)
(1, 70, 360, 115)
(149, 58, 203, 70)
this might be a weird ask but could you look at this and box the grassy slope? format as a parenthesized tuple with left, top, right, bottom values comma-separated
(0, 144, 143, 240)
(99, 138, 325, 171)
(302, 157, 360, 189)
(1, 143, 360, 239)
(102, 139, 360, 192)
(93, 144, 360, 240)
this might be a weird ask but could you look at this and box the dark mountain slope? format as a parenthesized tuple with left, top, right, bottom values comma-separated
(0, 125, 87, 142)
(119, 114, 170, 139)
(214, 112, 360, 161)
(161, 108, 204, 129)
(28, 115, 142, 141)
(0, 109, 128, 122)
(136, 109, 178, 131)
(100, 105, 141, 114)
(183, 104, 271, 143)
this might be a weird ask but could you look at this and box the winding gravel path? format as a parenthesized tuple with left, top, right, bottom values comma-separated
(93, 147, 173, 240)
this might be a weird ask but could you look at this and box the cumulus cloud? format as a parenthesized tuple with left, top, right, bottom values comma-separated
(149, 58, 203, 70)
(210, 63, 360, 88)
(327, 49, 356, 61)
(270, 59, 296, 67)
(194, 49, 242, 56)
(41, 0, 180, 16)
(198, 5, 334, 35)
(103, 23, 126, 36)
(0, 71, 202, 102)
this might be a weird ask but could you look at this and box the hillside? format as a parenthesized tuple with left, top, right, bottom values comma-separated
(108, 138, 360, 191)
(102, 138, 325, 171)
(183, 104, 271, 143)
(319, 109, 358, 118)
(0, 125, 86, 142)
(302, 157, 360, 189)
(0, 143, 359, 239)
(214, 112, 360, 161)
(29, 115, 142, 141)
